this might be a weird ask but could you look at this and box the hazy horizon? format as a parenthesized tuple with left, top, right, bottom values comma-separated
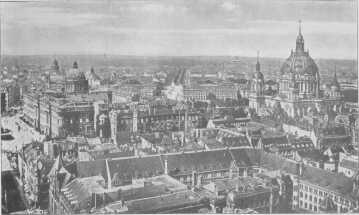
(1, 0, 357, 59)
(1, 54, 356, 61)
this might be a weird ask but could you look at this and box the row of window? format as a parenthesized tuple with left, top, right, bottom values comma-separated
(299, 200, 318, 212)
(299, 184, 351, 206)
(178, 171, 227, 183)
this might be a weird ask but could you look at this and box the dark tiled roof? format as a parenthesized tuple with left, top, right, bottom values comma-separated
(259, 152, 298, 175)
(75, 160, 107, 181)
(126, 190, 202, 213)
(300, 165, 356, 200)
(261, 135, 288, 146)
(108, 156, 164, 181)
(216, 130, 251, 148)
(165, 150, 233, 175)
(297, 149, 328, 162)
(230, 148, 261, 167)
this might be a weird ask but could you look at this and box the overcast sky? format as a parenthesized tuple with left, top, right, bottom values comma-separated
(1, 0, 356, 59)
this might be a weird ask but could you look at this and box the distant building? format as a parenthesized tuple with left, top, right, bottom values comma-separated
(184, 83, 238, 101)
(86, 67, 101, 89)
(47, 62, 89, 95)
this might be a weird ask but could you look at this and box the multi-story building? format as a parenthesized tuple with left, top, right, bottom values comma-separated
(0, 81, 22, 113)
(249, 22, 343, 118)
(338, 150, 359, 178)
(17, 142, 54, 210)
(47, 148, 359, 214)
(203, 176, 280, 213)
(22, 92, 95, 138)
(184, 83, 238, 101)
(109, 105, 201, 145)
(47, 66, 89, 95)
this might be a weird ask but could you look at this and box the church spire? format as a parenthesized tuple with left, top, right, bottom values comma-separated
(256, 50, 260, 72)
(296, 20, 304, 52)
(333, 66, 339, 85)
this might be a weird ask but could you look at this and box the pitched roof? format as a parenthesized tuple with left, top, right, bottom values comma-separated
(259, 152, 298, 175)
(297, 149, 328, 162)
(300, 165, 357, 200)
(108, 155, 164, 181)
(74, 160, 107, 180)
(125, 190, 202, 213)
(164, 149, 233, 176)
(230, 148, 261, 167)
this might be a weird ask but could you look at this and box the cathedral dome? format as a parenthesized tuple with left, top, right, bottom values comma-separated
(280, 51, 318, 77)
(280, 21, 319, 79)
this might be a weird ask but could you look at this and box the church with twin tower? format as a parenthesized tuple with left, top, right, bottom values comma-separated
(249, 21, 343, 118)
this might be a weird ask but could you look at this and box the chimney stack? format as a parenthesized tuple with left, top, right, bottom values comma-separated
(192, 171, 197, 189)
(164, 156, 168, 175)
(297, 162, 304, 176)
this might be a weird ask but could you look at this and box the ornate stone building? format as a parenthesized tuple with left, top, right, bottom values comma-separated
(249, 22, 343, 118)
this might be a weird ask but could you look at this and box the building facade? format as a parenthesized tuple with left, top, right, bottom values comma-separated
(22, 92, 95, 138)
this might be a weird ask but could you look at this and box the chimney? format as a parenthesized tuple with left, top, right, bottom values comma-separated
(164, 156, 168, 175)
(197, 174, 202, 188)
(353, 174, 359, 193)
(243, 168, 248, 177)
(105, 159, 112, 189)
(297, 162, 304, 176)
(192, 171, 197, 189)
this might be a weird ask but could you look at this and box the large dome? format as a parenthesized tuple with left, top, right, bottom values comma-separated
(280, 21, 319, 79)
(280, 51, 319, 77)
(278, 21, 321, 99)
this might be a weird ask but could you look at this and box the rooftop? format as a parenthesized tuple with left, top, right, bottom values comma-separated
(125, 190, 202, 213)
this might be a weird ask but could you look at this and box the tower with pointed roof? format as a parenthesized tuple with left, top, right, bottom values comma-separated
(249, 51, 265, 113)
(296, 20, 304, 52)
